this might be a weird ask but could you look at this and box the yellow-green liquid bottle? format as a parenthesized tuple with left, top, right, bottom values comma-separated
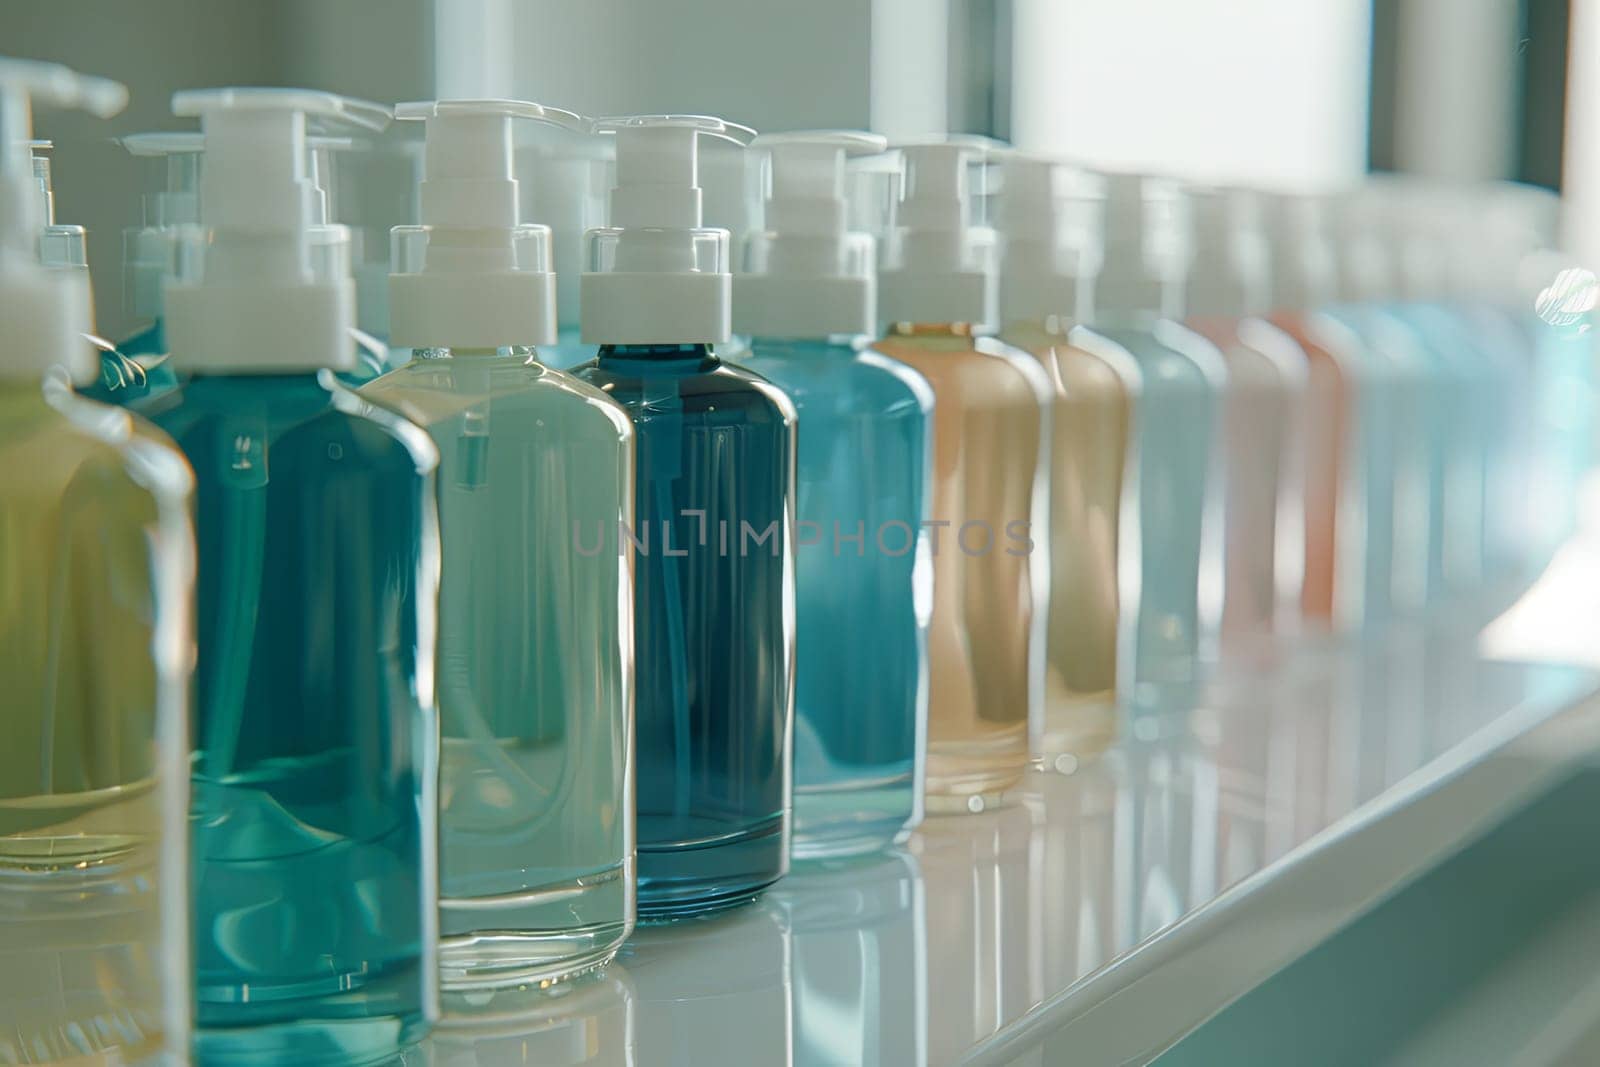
(0, 59, 193, 1066)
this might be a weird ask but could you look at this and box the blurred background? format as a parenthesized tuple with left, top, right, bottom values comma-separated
(4, 0, 1592, 340)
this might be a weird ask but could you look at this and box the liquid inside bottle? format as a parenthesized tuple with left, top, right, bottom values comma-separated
(139, 371, 438, 1064)
(574, 343, 795, 919)
(738, 337, 932, 857)
(1000, 320, 1131, 767)
(869, 325, 1049, 807)
(0, 379, 192, 1066)
(361, 348, 635, 994)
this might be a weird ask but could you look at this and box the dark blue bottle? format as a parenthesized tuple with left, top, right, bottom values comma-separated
(575, 342, 796, 918)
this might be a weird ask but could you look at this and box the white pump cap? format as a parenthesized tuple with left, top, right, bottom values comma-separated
(389, 100, 583, 349)
(0, 59, 126, 384)
(580, 115, 747, 345)
(29, 141, 88, 271)
(995, 152, 1103, 323)
(875, 139, 1000, 329)
(1186, 185, 1270, 318)
(1326, 185, 1392, 306)
(517, 118, 610, 334)
(120, 132, 203, 322)
(700, 118, 759, 272)
(163, 88, 390, 374)
(1096, 172, 1191, 320)
(733, 130, 885, 339)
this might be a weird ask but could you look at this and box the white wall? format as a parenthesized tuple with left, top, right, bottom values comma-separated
(1010, 0, 1372, 189)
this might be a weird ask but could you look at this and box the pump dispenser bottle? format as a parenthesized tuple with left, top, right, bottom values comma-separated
(995, 154, 1133, 766)
(1064, 174, 1225, 708)
(734, 131, 932, 857)
(573, 116, 796, 918)
(1184, 186, 1308, 657)
(865, 140, 1052, 806)
(131, 89, 440, 1064)
(361, 100, 636, 995)
(0, 59, 194, 1066)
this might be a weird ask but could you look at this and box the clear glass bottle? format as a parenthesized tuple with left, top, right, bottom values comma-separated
(994, 155, 1132, 766)
(361, 99, 635, 996)
(734, 131, 931, 857)
(1184, 186, 1309, 659)
(870, 141, 1051, 806)
(574, 116, 795, 919)
(140, 88, 439, 1064)
(0, 61, 194, 1067)
(1071, 175, 1225, 709)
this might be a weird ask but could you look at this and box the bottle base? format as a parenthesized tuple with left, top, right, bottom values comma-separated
(792, 782, 915, 861)
(439, 922, 630, 996)
(194, 1012, 427, 1067)
(1035, 701, 1119, 773)
(438, 861, 632, 994)
(637, 812, 788, 921)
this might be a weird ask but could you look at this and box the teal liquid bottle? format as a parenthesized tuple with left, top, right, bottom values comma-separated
(136, 89, 440, 1065)
(0, 60, 195, 1066)
(574, 116, 796, 919)
(1077, 175, 1225, 708)
(362, 100, 635, 1000)
(734, 131, 931, 858)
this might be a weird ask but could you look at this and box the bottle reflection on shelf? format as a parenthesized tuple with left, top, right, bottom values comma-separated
(623, 900, 793, 1066)
(429, 968, 636, 1066)
(912, 798, 1034, 1060)
(1023, 762, 1120, 1000)
(771, 850, 928, 1066)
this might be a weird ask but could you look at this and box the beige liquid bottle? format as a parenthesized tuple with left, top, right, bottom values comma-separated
(867, 141, 1051, 809)
(993, 157, 1135, 768)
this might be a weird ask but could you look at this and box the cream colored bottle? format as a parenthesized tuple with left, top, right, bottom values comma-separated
(870, 141, 1052, 808)
(993, 157, 1135, 767)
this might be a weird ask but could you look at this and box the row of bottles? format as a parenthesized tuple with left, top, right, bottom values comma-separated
(2, 54, 1590, 1065)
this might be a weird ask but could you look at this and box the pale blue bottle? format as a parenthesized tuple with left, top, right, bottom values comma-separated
(1075, 175, 1226, 707)
(732, 130, 930, 858)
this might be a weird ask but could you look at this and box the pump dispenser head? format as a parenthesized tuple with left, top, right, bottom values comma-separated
(0, 59, 127, 384)
(28, 141, 88, 270)
(699, 117, 759, 270)
(163, 88, 389, 373)
(389, 99, 582, 349)
(121, 132, 203, 322)
(875, 138, 1000, 330)
(995, 151, 1103, 324)
(1096, 172, 1190, 320)
(1186, 185, 1270, 318)
(517, 117, 612, 334)
(733, 130, 884, 338)
(581, 115, 748, 345)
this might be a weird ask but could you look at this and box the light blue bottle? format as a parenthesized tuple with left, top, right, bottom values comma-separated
(573, 116, 796, 919)
(733, 132, 931, 859)
(136, 89, 440, 1066)
(1072, 174, 1226, 708)
(361, 100, 636, 1001)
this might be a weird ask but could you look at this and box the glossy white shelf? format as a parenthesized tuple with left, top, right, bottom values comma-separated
(426, 633, 1600, 1067)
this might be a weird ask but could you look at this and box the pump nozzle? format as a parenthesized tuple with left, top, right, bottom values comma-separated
(1097, 172, 1190, 320)
(0, 58, 127, 383)
(581, 115, 743, 345)
(388, 99, 586, 348)
(875, 138, 1000, 330)
(994, 151, 1103, 323)
(164, 88, 391, 373)
(697, 117, 758, 268)
(735, 130, 885, 338)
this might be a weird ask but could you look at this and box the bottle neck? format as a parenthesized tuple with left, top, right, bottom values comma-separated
(885, 321, 984, 339)
(597, 342, 719, 372)
(415, 345, 533, 361)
